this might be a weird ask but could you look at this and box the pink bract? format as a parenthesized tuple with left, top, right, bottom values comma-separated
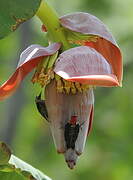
(60, 12, 122, 85)
(0, 43, 61, 100)
(54, 46, 119, 87)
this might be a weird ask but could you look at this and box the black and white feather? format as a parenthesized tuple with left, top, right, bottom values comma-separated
(35, 92, 48, 121)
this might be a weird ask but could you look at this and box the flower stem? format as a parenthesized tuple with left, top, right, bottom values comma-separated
(36, 0, 70, 50)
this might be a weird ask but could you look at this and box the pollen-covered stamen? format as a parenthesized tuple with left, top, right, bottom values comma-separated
(56, 79, 64, 93)
(75, 82, 82, 93)
(31, 58, 47, 84)
(55, 75, 91, 94)
(31, 67, 51, 87)
(81, 84, 91, 92)
(47, 68, 55, 79)
(31, 52, 58, 87)
(38, 68, 55, 87)
(70, 83, 76, 94)
(31, 56, 49, 86)
(62, 79, 71, 94)
(68, 35, 99, 46)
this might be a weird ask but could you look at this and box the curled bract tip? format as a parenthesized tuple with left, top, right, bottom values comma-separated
(0, 43, 61, 101)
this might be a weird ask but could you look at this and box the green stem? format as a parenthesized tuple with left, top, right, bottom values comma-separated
(36, 0, 70, 50)
(47, 51, 58, 69)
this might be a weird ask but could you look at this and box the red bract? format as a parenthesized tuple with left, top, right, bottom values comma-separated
(0, 43, 61, 100)
(54, 46, 119, 87)
(45, 81, 94, 169)
(60, 12, 122, 86)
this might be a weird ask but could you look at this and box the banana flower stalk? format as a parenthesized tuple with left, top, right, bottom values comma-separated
(0, 12, 122, 169)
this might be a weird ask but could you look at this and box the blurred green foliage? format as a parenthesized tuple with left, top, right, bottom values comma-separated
(0, 0, 133, 180)
(0, 0, 41, 39)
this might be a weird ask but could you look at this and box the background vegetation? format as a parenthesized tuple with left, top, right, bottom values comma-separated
(0, 0, 133, 179)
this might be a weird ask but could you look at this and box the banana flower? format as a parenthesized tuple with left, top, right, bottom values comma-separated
(0, 12, 122, 169)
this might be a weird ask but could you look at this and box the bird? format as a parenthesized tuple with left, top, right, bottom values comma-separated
(35, 92, 48, 121)
(64, 116, 80, 149)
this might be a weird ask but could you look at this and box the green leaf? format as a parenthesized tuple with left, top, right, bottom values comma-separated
(0, 142, 52, 180)
(0, 0, 42, 39)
